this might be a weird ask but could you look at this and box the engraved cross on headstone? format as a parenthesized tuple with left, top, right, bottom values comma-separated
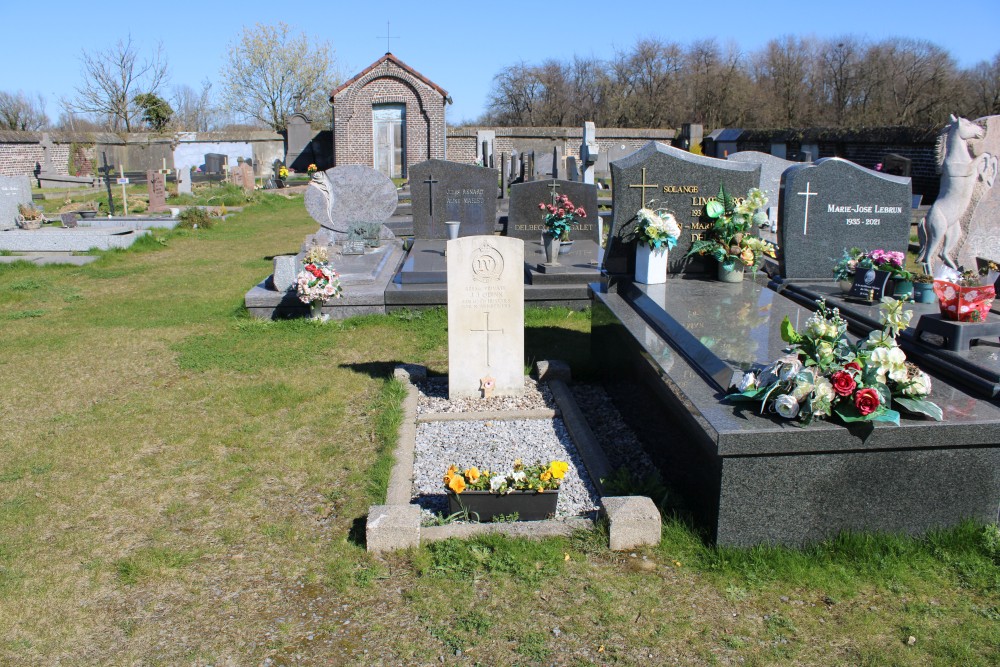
(797, 182, 817, 235)
(470, 311, 503, 367)
(422, 173, 439, 215)
(547, 179, 561, 205)
(629, 167, 659, 209)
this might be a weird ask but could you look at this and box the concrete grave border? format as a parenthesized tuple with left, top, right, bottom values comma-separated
(365, 361, 662, 553)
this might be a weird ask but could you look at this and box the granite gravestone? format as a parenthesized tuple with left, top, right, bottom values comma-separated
(177, 167, 192, 195)
(238, 163, 255, 195)
(951, 115, 1000, 269)
(533, 151, 555, 179)
(447, 236, 525, 399)
(779, 158, 911, 281)
(146, 171, 167, 212)
(606, 142, 760, 275)
(0, 174, 32, 230)
(507, 179, 599, 242)
(727, 151, 798, 231)
(304, 165, 398, 243)
(409, 159, 499, 239)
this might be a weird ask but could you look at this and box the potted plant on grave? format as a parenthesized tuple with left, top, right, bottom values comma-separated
(833, 247, 866, 293)
(933, 264, 998, 322)
(861, 249, 914, 298)
(686, 185, 775, 282)
(77, 201, 99, 219)
(538, 193, 586, 263)
(911, 273, 936, 304)
(295, 244, 343, 321)
(15, 203, 44, 230)
(633, 205, 681, 285)
(276, 164, 289, 188)
(729, 297, 942, 425)
(444, 459, 568, 522)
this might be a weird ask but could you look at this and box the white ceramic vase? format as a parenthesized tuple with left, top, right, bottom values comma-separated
(635, 243, 668, 284)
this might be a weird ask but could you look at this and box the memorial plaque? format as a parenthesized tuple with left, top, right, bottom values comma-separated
(447, 236, 525, 399)
(849, 268, 893, 300)
(779, 158, 911, 281)
(146, 171, 167, 212)
(0, 174, 32, 230)
(606, 141, 760, 275)
(409, 159, 498, 239)
(506, 179, 599, 242)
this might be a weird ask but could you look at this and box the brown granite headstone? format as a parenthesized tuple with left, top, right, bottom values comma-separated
(146, 171, 167, 212)
(239, 163, 255, 195)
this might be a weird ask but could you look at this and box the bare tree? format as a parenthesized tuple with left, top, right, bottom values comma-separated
(484, 62, 544, 125)
(219, 22, 338, 132)
(71, 36, 168, 132)
(963, 52, 1000, 117)
(171, 81, 216, 131)
(753, 36, 815, 126)
(0, 91, 49, 130)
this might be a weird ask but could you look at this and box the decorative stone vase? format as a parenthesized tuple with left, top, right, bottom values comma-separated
(15, 215, 42, 230)
(912, 282, 936, 304)
(717, 260, 745, 283)
(838, 279, 854, 294)
(542, 233, 561, 265)
(445, 220, 461, 241)
(447, 490, 559, 522)
(892, 279, 914, 299)
(635, 243, 668, 284)
(558, 239, 574, 255)
(934, 280, 995, 322)
(308, 300, 326, 321)
(79, 210, 96, 219)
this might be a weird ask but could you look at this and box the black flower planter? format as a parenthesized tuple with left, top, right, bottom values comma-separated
(447, 490, 558, 522)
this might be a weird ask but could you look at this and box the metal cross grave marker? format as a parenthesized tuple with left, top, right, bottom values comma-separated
(422, 173, 439, 215)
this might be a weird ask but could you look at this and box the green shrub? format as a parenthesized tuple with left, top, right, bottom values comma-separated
(177, 207, 213, 229)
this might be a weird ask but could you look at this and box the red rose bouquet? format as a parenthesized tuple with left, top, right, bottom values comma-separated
(728, 298, 942, 426)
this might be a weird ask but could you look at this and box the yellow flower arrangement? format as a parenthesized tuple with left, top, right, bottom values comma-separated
(443, 460, 569, 495)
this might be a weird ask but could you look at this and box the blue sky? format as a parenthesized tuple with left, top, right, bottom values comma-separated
(7, 0, 999, 125)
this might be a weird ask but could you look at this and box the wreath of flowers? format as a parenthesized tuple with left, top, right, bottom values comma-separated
(729, 298, 942, 426)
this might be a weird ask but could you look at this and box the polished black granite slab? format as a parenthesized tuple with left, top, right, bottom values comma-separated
(592, 276, 1000, 546)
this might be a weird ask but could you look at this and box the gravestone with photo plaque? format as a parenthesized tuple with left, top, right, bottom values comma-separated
(778, 158, 911, 281)
(605, 141, 760, 276)
(447, 235, 525, 399)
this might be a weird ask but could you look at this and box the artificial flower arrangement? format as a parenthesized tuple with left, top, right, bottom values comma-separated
(635, 206, 681, 251)
(933, 263, 998, 322)
(538, 193, 586, 241)
(277, 165, 289, 180)
(728, 298, 942, 425)
(295, 244, 343, 306)
(686, 185, 776, 272)
(861, 248, 913, 281)
(443, 459, 568, 495)
(833, 247, 866, 282)
(307, 163, 318, 175)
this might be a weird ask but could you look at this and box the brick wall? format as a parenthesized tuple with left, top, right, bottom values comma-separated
(332, 58, 447, 176)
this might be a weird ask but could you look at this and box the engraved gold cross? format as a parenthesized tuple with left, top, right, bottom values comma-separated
(629, 167, 659, 209)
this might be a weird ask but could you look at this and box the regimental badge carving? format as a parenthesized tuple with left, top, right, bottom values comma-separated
(471, 240, 504, 283)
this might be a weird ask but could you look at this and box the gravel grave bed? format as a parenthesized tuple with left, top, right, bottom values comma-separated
(410, 378, 657, 524)
(415, 377, 555, 414)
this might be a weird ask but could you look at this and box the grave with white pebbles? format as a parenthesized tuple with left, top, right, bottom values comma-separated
(410, 377, 601, 520)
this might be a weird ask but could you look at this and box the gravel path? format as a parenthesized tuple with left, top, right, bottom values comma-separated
(569, 383, 656, 476)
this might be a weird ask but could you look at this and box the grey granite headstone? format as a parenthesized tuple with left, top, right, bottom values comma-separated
(728, 151, 798, 229)
(146, 171, 167, 212)
(304, 165, 398, 241)
(507, 179, 599, 242)
(177, 167, 192, 195)
(606, 142, 760, 275)
(0, 175, 32, 230)
(272, 255, 298, 291)
(60, 213, 79, 228)
(409, 159, 499, 239)
(566, 156, 579, 182)
(534, 151, 555, 179)
(779, 157, 911, 280)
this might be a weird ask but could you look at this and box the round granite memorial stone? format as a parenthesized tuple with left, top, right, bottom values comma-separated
(304, 165, 398, 240)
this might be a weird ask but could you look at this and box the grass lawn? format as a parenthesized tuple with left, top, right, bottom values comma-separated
(1, 192, 998, 665)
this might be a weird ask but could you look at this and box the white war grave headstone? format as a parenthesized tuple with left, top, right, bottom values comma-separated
(447, 236, 525, 399)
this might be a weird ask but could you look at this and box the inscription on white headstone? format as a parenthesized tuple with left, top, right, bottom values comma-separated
(447, 236, 525, 399)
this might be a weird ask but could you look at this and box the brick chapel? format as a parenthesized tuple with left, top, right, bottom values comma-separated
(330, 52, 451, 179)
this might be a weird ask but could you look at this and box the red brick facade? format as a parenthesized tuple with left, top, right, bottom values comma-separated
(331, 53, 449, 176)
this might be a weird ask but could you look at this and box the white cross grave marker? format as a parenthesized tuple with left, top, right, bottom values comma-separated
(797, 182, 817, 235)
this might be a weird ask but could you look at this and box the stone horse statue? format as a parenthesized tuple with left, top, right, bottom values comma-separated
(918, 115, 992, 272)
